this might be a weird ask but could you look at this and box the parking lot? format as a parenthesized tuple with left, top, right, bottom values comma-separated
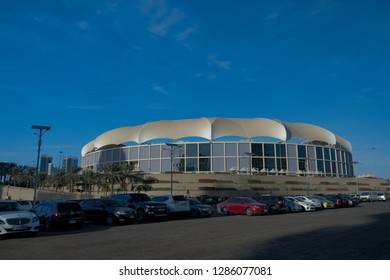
(1, 201, 390, 260)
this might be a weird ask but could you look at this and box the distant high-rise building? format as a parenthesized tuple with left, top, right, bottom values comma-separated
(62, 156, 79, 171)
(40, 155, 53, 174)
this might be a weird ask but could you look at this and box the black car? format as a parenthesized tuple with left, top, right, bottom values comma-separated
(32, 200, 85, 231)
(321, 194, 349, 208)
(80, 198, 136, 226)
(254, 195, 289, 214)
(110, 193, 168, 222)
(187, 198, 213, 217)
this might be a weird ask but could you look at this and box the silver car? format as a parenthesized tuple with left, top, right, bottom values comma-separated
(0, 200, 40, 236)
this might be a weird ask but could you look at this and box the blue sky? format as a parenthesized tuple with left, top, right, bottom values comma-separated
(0, 0, 389, 179)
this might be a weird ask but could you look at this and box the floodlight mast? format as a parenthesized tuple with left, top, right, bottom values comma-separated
(166, 143, 181, 195)
(32, 125, 51, 206)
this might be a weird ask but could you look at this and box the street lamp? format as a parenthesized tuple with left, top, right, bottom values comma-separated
(245, 152, 255, 198)
(353, 161, 360, 194)
(32, 125, 51, 206)
(59, 151, 63, 169)
(165, 143, 181, 195)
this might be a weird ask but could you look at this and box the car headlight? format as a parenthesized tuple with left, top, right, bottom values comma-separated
(145, 205, 155, 208)
(0, 219, 5, 225)
(115, 210, 126, 215)
(32, 216, 39, 222)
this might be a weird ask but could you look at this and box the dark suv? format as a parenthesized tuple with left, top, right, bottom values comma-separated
(32, 200, 85, 231)
(80, 198, 136, 226)
(110, 193, 168, 222)
(254, 195, 289, 214)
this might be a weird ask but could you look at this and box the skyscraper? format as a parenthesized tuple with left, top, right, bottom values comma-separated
(62, 156, 79, 171)
(40, 154, 53, 175)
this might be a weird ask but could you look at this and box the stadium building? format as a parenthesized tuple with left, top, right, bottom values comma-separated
(82, 117, 354, 177)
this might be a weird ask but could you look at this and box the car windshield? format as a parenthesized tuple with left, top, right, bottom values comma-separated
(242, 198, 258, 204)
(131, 194, 151, 202)
(188, 199, 201, 205)
(103, 200, 123, 207)
(0, 201, 25, 212)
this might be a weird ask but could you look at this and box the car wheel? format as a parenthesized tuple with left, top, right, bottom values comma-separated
(136, 209, 145, 222)
(190, 210, 197, 218)
(270, 205, 277, 214)
(245, 208, 253, 216)
(105, 215, 115, 226)
(222, 207, 229, 215)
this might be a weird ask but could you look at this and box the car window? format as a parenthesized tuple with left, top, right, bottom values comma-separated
(58, 203, 81, 211)
(104, 200, 123, 207)
(172, 195, 186, 201)
(0, 201, 24, 212)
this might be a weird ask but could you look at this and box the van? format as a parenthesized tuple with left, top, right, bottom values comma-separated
(360, 191, 378, 202)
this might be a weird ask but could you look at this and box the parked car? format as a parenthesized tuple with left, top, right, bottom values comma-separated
(187, 198, 213, 217)
(17, 200, 34, 211)
(151, 195, 190, 216)
(295, 196, 322, 210)
(310, 195, 336, 209)
(80, 198, 136, 226)
(254, 195, 289, 214)
(285, 197, 316, 212)
(0, 200, 40, 236)
(359, 192, 378, 202)
(32, 200, 85, 231)
(110, 193, 168, 222)
(321, 194, 349, 208)
(377, 192, 387, 201)
(284, 198, 305, 213)
(219, 197, 268, 216)
(342, 194, 359, 207)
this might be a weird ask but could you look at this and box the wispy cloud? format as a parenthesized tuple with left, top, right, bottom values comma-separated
(77, 21, 89, 31)
(175, 26, 197, 42)
(138, 0, 185, 37)
(152, 85, 168, 94)
(207, 54, 231, 69)
(195, 73, 217, 80)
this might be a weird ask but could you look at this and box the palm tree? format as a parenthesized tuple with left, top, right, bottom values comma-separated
(10, 165, 24, 187)
(49, 167, 66, 193)
(80, 169, 96, 194)
(100, 163, 122, 196)
(64, 166, 81, 193)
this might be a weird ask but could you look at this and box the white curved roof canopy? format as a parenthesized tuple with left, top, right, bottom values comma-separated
(82, 117, 352, 156)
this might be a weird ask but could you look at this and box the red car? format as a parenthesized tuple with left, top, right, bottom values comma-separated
(219, 197, 268, 216)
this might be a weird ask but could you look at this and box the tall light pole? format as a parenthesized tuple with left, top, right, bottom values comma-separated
(353, 161, 360, 194)
(245, 152, 255, 198)
(166, 143, 181, 195)
(32, 125, 51, 206)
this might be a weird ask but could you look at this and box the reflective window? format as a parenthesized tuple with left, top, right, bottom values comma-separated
(264, 144, 275, 157)
(199, 143, 211, 157)
(226, 157, 238, 172)
(140, 146, 149, 159)
(186, 158, 197, 172)
(212, 143, 224, 156)
(251, 143, 263, 156)
(287, 145, 297, 157)
(150, 146, 160, 158)
(199, 158, 210, 171)
(253, 158, 263, 171)
(113, 149, 120, 161)
(317, 160, 324, 174)
(265, 158, 275, 170)
(276, 144, 286, 157)
(238, 143, 250, 156)
(150, 160, 160, 173)
(186, 144, 197, 157)
(325, 161, 331, 174)
(316, 147, 323, 159)
(330, 149, 336, 161)
(130, 147, 138, 160)
(298, 145, 306, 158)
(225, 143, 237, 156)
(324, 148, 330, 160)
(212, 158, 224, 172)
(288, 159, 298, 172)
(307, 146, 315, 158)
(277, 158, 287, 170)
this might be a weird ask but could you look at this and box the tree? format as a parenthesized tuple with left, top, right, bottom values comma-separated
(100, 163, 122, 196)
(64, 166, 81, 193)
(81, 169, 96, 194)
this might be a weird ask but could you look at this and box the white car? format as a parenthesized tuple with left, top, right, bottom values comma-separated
(377, 192, 387, 201)
(151, 195, 190, 215)
(295, 196, 322, 210)
(285, 197, 316, 212)
(0, 200, 40, 236)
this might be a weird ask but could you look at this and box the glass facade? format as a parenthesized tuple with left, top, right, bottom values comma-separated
(82, 141, 354, 177)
